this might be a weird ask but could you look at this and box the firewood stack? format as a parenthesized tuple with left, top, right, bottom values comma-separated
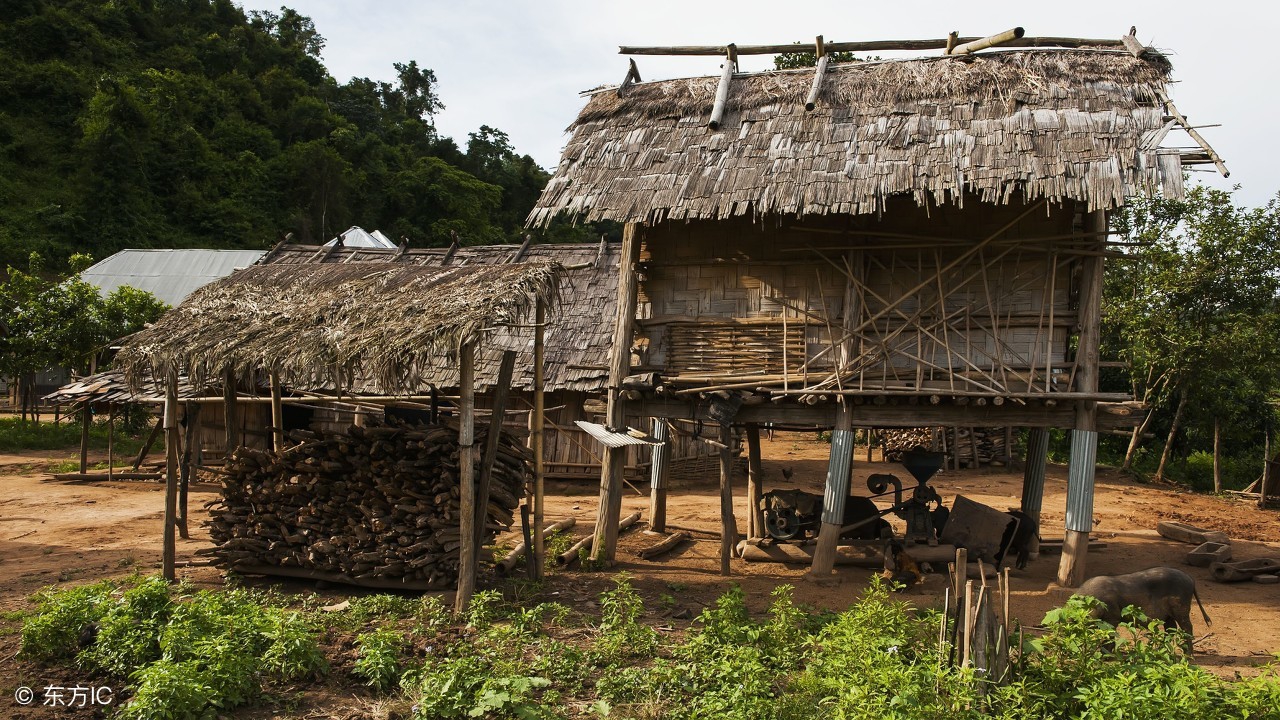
(879, 428, 935, 462)
(204, 419, 529, 589)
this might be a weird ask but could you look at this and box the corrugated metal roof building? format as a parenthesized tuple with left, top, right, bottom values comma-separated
(81, 249, 266, 306)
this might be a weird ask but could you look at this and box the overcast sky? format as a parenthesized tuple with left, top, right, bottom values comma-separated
(238, 0, 1276, 209)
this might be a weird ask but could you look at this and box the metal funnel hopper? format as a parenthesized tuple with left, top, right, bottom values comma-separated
(901, 448, 945, 484)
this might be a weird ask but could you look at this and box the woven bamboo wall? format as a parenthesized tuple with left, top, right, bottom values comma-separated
(638, 199, 1080, 395)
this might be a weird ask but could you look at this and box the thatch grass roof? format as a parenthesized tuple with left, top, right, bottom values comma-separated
(530, 49, 1184, 225)
(117, 262, 560, 395)
(260, 242, 617, 393)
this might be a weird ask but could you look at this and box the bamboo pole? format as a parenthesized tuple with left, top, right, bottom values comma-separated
(163, 371, 179, 582)
(949, 27, 1025, 55)
(637, 530, 690, 560)
(804, 36, 829, 111)
(531, 300, 546, 580)
(498, 518, 573, 575)
(559, 512, 641, 565)
(708, 44, 737, 130)
(179, 402, 199, 539)
(617, 35, 1125, 56)
(455, 341, 477, 615)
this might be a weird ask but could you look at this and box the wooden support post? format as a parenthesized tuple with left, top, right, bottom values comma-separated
(811, 404, 853, 576)
(270, 370, 284, 451)
(649, 418, 670, 533)
(455, 341, 478, 615)
(531, 300, 546, 580)
(179, 402, 200, 539)
(222, 368, 239, 456)
(1058, 211, 1106, 588)
(804, 36, 829, 111)
(474, 351, 517, 555)
(592, 223, 641, 563)
(107, 407, 114, 481)
(79, 402, 91, 474)
(718, 422, 738, 575)
(708, 44, 737, 130)
(132, 417, 162, 471)
(1020, 427, 1049, 559)
(745, 423, 764, 539)
(163, 371, 179, 582)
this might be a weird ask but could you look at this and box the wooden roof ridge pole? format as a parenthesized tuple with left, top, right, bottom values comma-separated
(949, 27, 1025, 56)
(1120, 26, 1147, 58)
(617, 58, 641, 98)
(804, 36, 828, 111)
(708, 44, 737, 130)
(591, 223, 642, 563)
(455, 340, 478, 615)
(473, 351, 518, 555)
(1153, 87, 1229, 177)
(509, 234, 533, 263)
(621, 34, 1123, 56)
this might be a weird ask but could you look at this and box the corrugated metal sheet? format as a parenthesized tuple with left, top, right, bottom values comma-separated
(575, 421, 662, 448)
(649, 419, 671, 489)
(820, 429, 855, 524)
(1021, 428, 1050, 517)
(81, 249, 266, 306)
(1064, 429, 1098, 533)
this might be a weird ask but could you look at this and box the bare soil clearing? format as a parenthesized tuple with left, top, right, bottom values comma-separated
(1, 433, 1278, 715)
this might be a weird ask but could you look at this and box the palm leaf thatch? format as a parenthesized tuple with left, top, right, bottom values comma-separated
(529, 49, 1182, 226)
(117, 262, 560, 395)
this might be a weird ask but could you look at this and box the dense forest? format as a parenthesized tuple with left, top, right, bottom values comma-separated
(0, 0, 603, 272)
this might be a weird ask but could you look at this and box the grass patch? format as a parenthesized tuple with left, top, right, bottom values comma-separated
(0, 416, 150, 455)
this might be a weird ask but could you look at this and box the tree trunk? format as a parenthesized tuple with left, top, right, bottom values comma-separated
(1122, 409, 1157, 471)
(1213, 417, 1222, 493)
(1154, 390, 1188, 483)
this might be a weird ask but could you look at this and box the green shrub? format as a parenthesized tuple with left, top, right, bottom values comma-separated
(594, 573, 656, 661)
(354, 628, 405, 692)
(79, 575, 173, 675)
(19, 577, 121, 661)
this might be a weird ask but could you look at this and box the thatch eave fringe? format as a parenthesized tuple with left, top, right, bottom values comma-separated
(117, 262, 561, 396)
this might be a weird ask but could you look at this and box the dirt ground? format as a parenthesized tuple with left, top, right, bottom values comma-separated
(1, 433, 1278, 715)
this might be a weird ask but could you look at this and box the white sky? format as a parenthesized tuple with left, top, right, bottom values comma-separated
(238, 0, 1277, 208)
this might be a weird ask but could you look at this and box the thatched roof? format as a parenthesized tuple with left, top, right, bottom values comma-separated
(117, 262, 560, 395)
(529, 49, 1188, 226)
(257, 241, 618, 394)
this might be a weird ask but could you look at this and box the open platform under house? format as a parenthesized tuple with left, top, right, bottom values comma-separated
(527, 27, 1227, 585)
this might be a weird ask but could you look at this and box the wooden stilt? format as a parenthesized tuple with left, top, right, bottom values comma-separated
(474, 351, 517, 554)
(222, 368, 239, 456)
(1058, 211, 1106, 587)
(811, 404, 853, 576)
(745, 423, 764, 539)
(531, 300, 547, 580)
(163, 371, 179, 582)
(79, 402, 91, 474)
(718, 422, 738, 575)
(592, 223, 641, 563)
(455, 341, 478, 615)
(649, 418, 670, 533)
(270, 370, 284, 451)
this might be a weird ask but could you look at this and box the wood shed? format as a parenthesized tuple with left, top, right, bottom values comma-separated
(528, 30, 1227, 585)
(117, 260, 562, 610)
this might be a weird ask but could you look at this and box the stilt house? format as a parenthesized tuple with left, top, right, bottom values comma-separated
(528, 30, 1227, 584)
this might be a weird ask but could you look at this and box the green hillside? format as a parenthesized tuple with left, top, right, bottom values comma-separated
(0, 0, 588, 270)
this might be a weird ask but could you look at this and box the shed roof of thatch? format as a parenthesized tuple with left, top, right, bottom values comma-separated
(529, 49, 1190, 226)
(117, 262, 560, 396)
(256, 241, 618, 394)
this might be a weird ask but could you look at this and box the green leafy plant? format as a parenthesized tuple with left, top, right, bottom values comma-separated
(354, 627, 405, 692)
